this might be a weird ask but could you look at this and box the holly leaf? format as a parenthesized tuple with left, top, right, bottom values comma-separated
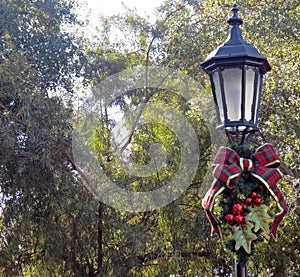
(246, 204, 273, 234)
(231, 222, 257, 254)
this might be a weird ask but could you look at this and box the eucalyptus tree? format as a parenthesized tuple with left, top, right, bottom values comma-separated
(0, 0, 100, 275)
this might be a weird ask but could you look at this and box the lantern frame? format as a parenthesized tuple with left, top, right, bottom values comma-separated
(201, 4, 271, 142)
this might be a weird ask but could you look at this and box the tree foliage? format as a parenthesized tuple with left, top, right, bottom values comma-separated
(0, 0, 98, 276)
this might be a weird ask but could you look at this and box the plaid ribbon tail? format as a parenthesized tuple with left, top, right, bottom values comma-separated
(252, 168, 288, 241)
(268, 183, 288, 241)
(202, 179, 225, 238)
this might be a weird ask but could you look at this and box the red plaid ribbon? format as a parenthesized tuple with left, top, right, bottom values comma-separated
(202, 143, 288, 240)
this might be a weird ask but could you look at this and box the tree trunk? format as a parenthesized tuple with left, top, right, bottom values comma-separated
(98, 201, 104, 271)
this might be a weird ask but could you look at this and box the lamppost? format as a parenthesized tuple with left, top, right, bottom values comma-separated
(201, 4, 288, 277)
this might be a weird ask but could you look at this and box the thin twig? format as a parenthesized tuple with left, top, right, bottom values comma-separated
(120, 36, 171, 152)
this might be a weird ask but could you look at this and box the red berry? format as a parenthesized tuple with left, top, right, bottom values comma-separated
(234, 214, 244, 224)
(232, 203, 243, 214)
(225, 213, 234, 223)
(251, 192, 258, 198)
(245, 197, 252, 205)
(254, 197, 263, 204)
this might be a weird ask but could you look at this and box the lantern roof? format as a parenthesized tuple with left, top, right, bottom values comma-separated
(201, 4, 271, 74)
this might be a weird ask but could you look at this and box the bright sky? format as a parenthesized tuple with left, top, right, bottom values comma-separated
(79, 0, 164, 22)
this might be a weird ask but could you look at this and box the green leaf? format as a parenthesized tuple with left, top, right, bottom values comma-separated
(246, 204, 273, 234)
(231, 222, 258, 254)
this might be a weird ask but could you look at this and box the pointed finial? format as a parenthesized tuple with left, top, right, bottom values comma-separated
(227, 4, 243, 26)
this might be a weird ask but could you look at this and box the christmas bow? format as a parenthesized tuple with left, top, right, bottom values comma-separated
(202, 143, 288, 240)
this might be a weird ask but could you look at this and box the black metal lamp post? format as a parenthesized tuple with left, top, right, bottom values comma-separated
(201, 4, 271, 144)
(201, 4, 272, 277)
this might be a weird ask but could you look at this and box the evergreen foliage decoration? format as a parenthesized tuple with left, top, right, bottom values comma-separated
(202, 142, 288, 265)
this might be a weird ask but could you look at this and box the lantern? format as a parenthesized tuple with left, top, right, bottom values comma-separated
(201, 4, 271, 142)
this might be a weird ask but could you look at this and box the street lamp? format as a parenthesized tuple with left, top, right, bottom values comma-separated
(201, 4, 274, 277)
(201, 4, 271, 144)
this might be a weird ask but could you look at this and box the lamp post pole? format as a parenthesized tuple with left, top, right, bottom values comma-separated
(235, 260, 247, 277)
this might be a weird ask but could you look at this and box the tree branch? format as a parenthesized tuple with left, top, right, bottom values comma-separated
(119, 34, 173, 152)
(65, 151, 100, 197)
(136, 250, 211, 263)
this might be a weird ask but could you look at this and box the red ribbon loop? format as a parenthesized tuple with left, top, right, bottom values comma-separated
(212, 144, 282, 189)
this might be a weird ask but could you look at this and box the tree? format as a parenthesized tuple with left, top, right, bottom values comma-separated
(0, 0, 100, 276)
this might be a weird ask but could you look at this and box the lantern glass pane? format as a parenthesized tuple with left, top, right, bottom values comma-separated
(245, 67, 256, 121)
(222, 67, 242, 122)
(254, 73, 262, 123)
(212, 71, 224, 123)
